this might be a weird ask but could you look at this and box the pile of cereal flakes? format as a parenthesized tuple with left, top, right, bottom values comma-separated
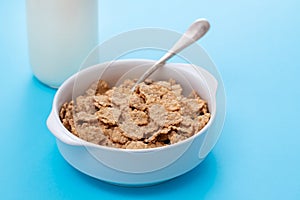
(59, 79, 210, 149)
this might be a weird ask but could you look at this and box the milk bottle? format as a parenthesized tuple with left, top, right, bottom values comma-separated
(27, 0, 98, 88)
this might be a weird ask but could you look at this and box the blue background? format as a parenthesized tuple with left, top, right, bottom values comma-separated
(1, 0, 300, 199)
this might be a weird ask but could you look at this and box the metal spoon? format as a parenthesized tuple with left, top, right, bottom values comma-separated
(131, 18, 210, 91)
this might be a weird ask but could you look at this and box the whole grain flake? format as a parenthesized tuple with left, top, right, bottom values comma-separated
(59, 78, 211, 149)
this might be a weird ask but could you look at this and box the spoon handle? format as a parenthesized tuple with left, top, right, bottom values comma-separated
(132, 18, 210, 91)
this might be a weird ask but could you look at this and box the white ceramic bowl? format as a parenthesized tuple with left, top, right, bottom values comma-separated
(47, 59, 219, 186)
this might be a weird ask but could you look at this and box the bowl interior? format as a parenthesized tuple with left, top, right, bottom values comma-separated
(70, 59, 216, 112)
(54, 59, 217, 146)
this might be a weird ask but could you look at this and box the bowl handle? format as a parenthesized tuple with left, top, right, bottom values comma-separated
(47, 110, 81, 146)
(198, 69, 219, 159)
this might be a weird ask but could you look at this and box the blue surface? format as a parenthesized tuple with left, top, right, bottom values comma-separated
(1, 0, 300, 199)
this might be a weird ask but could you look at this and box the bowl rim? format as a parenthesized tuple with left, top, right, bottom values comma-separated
(50, 59, 217, 153)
